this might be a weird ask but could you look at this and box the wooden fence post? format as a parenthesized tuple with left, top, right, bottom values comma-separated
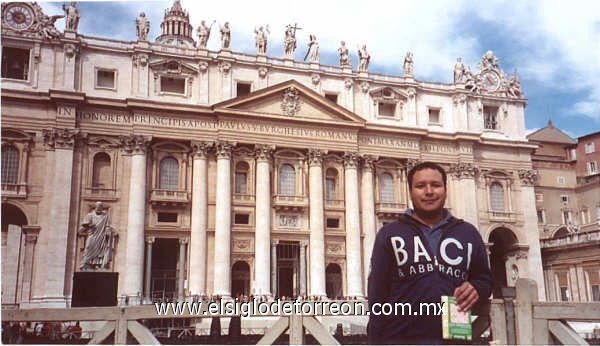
(515, 279, 537, 344)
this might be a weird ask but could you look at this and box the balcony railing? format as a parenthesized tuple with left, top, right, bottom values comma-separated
(233, 193, 255, 204)
(272, 194, 308, 210)
(150, 189, 189, 205)
(1, 183, 27, 198)
(83, 187, 117, 200)
(488, 210, 517, 222)
(540, 229, 600, 248)
(375, 201, 406, 216)
(325, 199, 345, 209)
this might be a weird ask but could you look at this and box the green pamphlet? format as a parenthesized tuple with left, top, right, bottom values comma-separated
(441, 295, 472, 341)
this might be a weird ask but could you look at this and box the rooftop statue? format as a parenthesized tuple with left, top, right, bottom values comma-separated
(305, 34, 319, 63)
(479, 50, 500, 70)
(403, 51, 414, 76)
(135, 12, 150, 41)
(63, 2, 80, 32)
(358, 44, 370, 72)
(454, 57, 465, 83)
(220, 22, 231, 50)
(254, 25, 269, 55)
(338, 41, 351, 68)
(197, 20, 215, 48)
(284, 24, 300, 58)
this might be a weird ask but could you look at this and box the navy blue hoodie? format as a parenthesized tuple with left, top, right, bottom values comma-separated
(367, 213, 493, 344)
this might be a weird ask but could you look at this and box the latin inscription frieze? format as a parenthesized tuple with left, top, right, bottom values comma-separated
(358, 135, 420, 150)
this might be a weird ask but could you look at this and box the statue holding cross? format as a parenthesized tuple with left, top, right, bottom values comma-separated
(284, 23, 302, 59)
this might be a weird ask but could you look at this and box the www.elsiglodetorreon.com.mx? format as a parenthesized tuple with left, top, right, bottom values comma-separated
(154, 299, 445, 317)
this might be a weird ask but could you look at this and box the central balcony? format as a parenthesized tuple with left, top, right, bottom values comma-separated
(325, 199, 345, 210)
(82, 187, 117, 201)
(272, 194, 308, 211)
(488, 210, 517, 223)
(150, 189, 189, 206)
(1, 183, 27, 198)
(375, 201, 407, 218)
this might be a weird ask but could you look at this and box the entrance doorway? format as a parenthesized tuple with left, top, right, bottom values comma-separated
(231, 261, 250, 298)
(149, 238, 179, 302)
(326, 263, 343, 299)
(276, 242, 299, 299)
(489, 227, 518, 298)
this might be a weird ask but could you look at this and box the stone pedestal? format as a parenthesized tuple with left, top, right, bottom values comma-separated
(72, 272, 118, 307)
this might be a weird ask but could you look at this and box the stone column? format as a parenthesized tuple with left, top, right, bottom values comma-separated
(271, 241, 278, 298)
(122, 135, 150, 304)
(343, 152, 364, 298)
(40, 128, 78, 307)
(308, 149, 326, 298)
(213, 141, 234, 298)
(254, 145, 274, 297)
(2, 224, 22, 305)
(361, 155, 377, 289)
(18, 227, 39, 305)
(144, 236, 154, 303)
(189, 142, 210, 297)
(518, 170, 546, 300)
(178, 238, 188, 300)
(299, 241, 307, 297)
(449, 163, 479, 228)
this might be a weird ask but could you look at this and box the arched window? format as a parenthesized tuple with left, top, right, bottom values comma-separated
(379, 173, 394, 202)
(326, 263, 343, 299)
(159, 157, 179, 190)
(235, 161, 249, 194)
(325, 168, 338, 200)
(231, 261, 250, 297)
(279, 164, 295, 196)
(1, 145, 19, 184)
(490, 182, 505, 211)
(91, 152, 111, 188)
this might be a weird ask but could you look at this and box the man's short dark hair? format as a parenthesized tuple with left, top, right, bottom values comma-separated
(407, 161, 447, 189)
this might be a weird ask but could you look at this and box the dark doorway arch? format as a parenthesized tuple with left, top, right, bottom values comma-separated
(553, 227, 570, 238)
(326, 263, 343, 299)
(231, 261, 250, 298)
(488, 227, 518, 298)
(2, 203, 27, 232)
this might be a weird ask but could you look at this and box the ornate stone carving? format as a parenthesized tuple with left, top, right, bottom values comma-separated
(405, 158, 421, 171)
(326, 242, 345, 255)
(135, 12, 150, 41)
(42, 128, 79, 149)
(145, 236, 155, 244)
(64, 43, 78, 59)
(258, 66, 268, 78)
(452, 93, 467, 105)
(344, 78, 353, 90)
(119, 134, 150, 154)
(191, 141, 212, 158)
(218, 61, 231, 74)
(462, 50, 523, 98)
(198, 61, 208, 73)
(311, 73, 320, 85)
(361, 155, 377, 171)
(307, 149, 325, 166)
(132, 54, 148, 67)
(449, 162, 478, 179)
(403, 52, 414, 77)
(360, 81, 370, 93)
(278, 214, 299, 228)
(343, 152, 359, 168)
(255, 144, 275, 161)
(406, 87, 416, 99)
(1, 3, 62, 40)
(63, 2, 80, 32)
(234, 238, 252, 251)
(215, 140, 235, 159)
(281, 86, 301, 116)
(518, 169, 539, 186)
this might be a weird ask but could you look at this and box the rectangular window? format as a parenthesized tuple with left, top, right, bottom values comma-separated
(570, 148, 577, 160)
(584, 142, 595, 154)
(96, 69, 116, 89)
(325, 93, 338, 103)
(587, 161, 598, 175)
(234, 213, 250, 225)
(589, 271, 600, 301)
(557, 176, 566, 185)
(483, 106, 498, 130)
(157, 212, 178, 223)
(236, 82, 251, 97)
(235, 172, 247, 194)
(160, 76, 186, 94)
(428, 108, 440, 124)
(537, 210, 545, 224)
(378, 102, 395, 117)
(593, 285, 600, 302)
(557, 272, 569, 301)
(560, 195, 569, 204)
(326, 218, 340, 228)
(325, 178, 336, 200)
(1, 47, 30, 80)
(563, 210, 571, 224)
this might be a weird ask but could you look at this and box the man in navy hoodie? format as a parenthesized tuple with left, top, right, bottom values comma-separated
(367, 162, 492, 344)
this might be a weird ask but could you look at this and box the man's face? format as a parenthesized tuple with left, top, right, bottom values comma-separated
(409, 168, 446, 215)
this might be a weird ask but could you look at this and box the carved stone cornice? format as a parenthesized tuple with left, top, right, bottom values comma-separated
(449, 162, 479, 179)
(343, 152, 359, 169)
(307, 149, 325, 167)
(119, 134, 150, 154)
(255, 144, 275, 161)
(361, 155, 377, 171)
(42, 128, 79, 150)
(518, 169, 539, 186)
(191, 141, 212, 159)
(215, 140, 235, 159)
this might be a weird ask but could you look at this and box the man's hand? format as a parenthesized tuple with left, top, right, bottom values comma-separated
(453, 282, 479, 312)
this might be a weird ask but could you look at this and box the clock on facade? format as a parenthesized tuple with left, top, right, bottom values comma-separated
(4, 3, 34, 31)
(481, 70, 501, 92)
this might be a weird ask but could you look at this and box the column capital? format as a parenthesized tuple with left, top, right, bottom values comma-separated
(307, 149, 326, 167)
(518, 169, 539, 186)
(271, 240, 279, 247)
(300, 240, 309, 247)
(255, 144, 275, 161)
(179, 237, 189, 245)
(191, 141, 212, 159)
(343, 152, 359, 169)
(361, 155, 378, 171)
(215, 140, 236, 159)
(145, 236, 155, 244)
(405, 158, 421, 171)
(42, 128, 79, 150)
(120, 134, 151, 154)
(449, 162, 479, 179)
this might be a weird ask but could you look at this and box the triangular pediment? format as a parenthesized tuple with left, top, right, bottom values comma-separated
(149, 59, 198, 75)
(214, 80, 365, 125)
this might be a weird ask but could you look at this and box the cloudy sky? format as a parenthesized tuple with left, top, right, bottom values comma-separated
(39, 0, 600, 138)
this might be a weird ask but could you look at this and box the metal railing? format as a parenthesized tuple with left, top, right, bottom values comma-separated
(150, 189, 189, 203)
(1, 183, 27, 197)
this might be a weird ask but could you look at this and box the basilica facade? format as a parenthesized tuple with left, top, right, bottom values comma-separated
(1, 1, 545, 308)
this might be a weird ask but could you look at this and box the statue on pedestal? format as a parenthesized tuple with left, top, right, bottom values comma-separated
(358, 44, 370, 72)
(62, 2, 80, 32)
(135, 12, 149, 41)
(254, 25, 269, 55)
(284, 24, 299, 58)
(78, 201, 114, 271)
(220, 22, 231, 49)
(403, 52, 414, 76)
(305, 34, 319, 63)
(197, 20, 215, 48)
(454, 57, 465, 83)
(338, 41, 351, 68)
